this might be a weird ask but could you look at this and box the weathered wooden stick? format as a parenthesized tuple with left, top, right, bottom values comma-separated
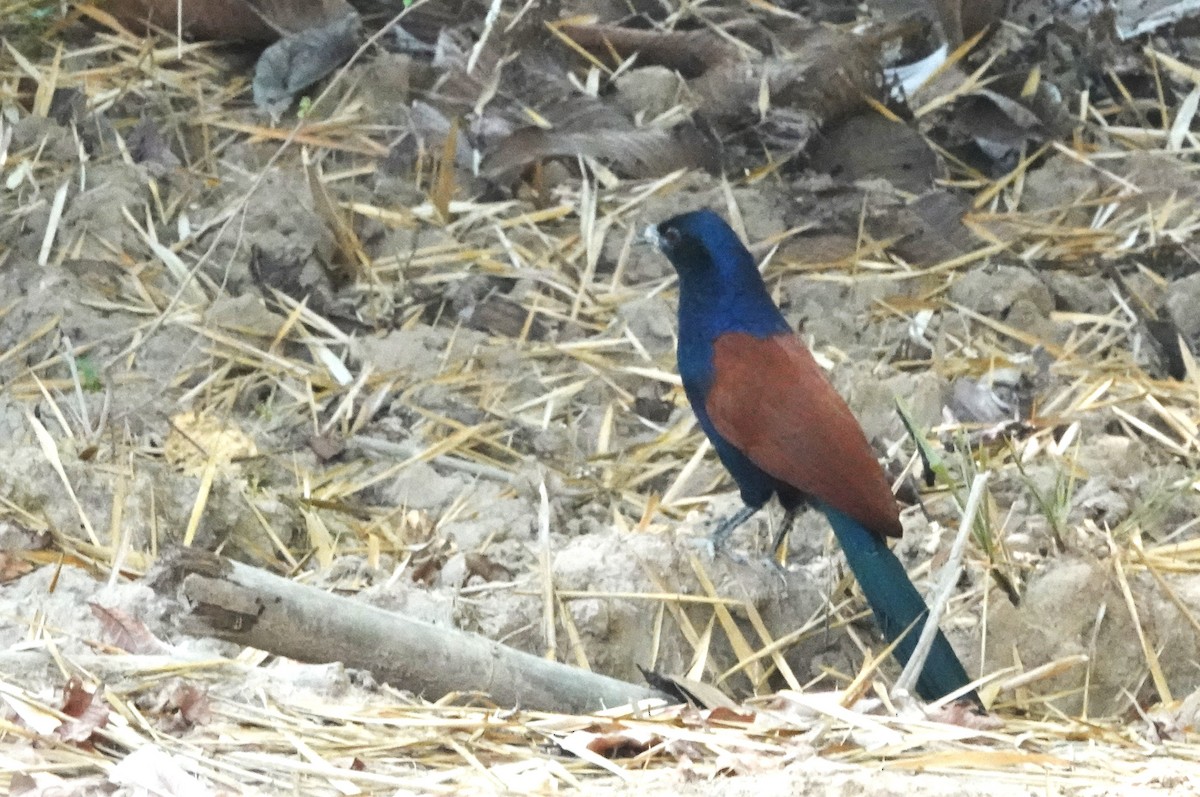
(150, 550, 670, 714)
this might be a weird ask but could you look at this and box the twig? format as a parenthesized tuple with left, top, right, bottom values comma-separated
(347, 434, 516, 483)
(538, 476, 557, 659)
(893, 471, 990, 700)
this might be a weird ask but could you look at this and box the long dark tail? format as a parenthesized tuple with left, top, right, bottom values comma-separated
(822, 504, 978, 704)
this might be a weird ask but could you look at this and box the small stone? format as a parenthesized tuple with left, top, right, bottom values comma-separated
(614, 66, 683, 121)
(948, 265, 1054, 318)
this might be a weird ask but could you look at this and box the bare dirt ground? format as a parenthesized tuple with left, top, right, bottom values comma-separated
(4, 0, 1200, 794)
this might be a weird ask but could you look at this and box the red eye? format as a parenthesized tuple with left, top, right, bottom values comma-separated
(661, 226, 681, 247)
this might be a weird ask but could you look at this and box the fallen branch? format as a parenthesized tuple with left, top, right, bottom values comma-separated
(149, 549, 671, 714)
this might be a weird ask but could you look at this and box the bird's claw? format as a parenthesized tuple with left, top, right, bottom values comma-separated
(686, 533, 748, 564)
(713, 540, 749, 565)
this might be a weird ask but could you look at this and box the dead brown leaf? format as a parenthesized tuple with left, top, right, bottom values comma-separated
(0, 552, 35, 584)
(171, 682, 214, 727)
(927, 698, 1005, 730)
(90, 601, 172, 655)
(463, 552, 513, 582)
(582, 723, 661, 758)
(55, 678, 109, 747)
(703, 706, 757, 726)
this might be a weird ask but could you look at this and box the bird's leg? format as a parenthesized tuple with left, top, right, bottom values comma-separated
(771, 508, 797, 562)
(709, 504, 759, 554)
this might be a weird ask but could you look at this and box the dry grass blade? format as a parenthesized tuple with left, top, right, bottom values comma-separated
(24, 410, 99, 547)
(6, 2, 1200, 794)
(1111, 540, 1172, 704)
(305, 148, 370, 281)
(432, 117, 460, 223)
(687, 554, 764, 691)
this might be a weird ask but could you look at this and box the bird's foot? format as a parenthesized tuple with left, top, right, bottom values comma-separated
(698, 505, 759, 563)
(684, 533, 747, 563)
(713, 541, 749, 565)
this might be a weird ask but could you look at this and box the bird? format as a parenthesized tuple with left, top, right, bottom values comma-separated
(647, 208, 977, 705)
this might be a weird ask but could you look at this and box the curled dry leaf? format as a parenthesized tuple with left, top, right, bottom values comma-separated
(170, 682, 214, 727)
(927, 698, 1005, 729)
(953, 89, 1047, 164)
(463, 552, 513, 582)
(701, 706, 757, 726)
(480, 108, 696, 178)
(563, 723, 661, 758)
(0, 552, 35, 584)
(253, 11, 362, 116)
(1146, 687, 1200, 741)
(90, 601, 173, 655)
(55, 678, 109, 747)
(138, 680, 215, 732)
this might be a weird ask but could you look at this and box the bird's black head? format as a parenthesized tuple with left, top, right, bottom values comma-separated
(647, 208, 787, 336)
(646, 209, 759, 288)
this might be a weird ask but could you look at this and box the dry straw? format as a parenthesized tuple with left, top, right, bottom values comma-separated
(3, 2, 1200, 793)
